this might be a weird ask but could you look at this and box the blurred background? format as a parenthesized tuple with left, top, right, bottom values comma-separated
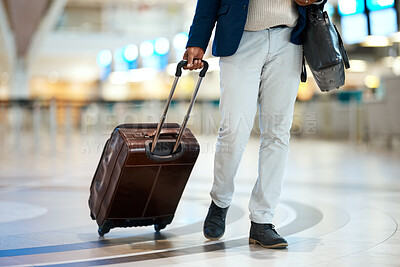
(0, 0, 399, 154)
(1, 2, 400, 265)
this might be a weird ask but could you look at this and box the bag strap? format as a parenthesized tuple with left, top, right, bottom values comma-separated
(334, 24, 350, 69)
(301, 51, 307, 83)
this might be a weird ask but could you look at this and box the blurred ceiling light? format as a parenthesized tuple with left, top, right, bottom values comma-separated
(173, 32, 188, 51)
(123, 44, 139, 62)
(97, 50, 112, 68)
(110, 71, 128, 85)
(361, 35, 391, 47)
(364, 75, 380, 88)
(348, 60, 367, 72)
(154, 37, 170, 55)
(140, 41, 155, 58)
(128, 68, 157, 82)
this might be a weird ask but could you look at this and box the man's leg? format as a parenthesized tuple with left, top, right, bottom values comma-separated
(249, 27, 302, 223)
(204, 30, 267, 240)
(248, 27, 302, 248)
(211, 30, 268, 208)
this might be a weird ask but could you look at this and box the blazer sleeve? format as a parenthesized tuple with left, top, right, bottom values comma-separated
(186, 0, 221, 52)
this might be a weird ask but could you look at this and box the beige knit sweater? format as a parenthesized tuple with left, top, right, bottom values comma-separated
(244, 0, 299, 31)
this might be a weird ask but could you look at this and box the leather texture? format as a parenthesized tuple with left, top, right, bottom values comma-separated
(302, 6, 350, 92)
(88, 123, 200, 230)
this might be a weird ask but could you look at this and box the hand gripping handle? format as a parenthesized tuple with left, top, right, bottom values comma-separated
(175, 59, 209, 77)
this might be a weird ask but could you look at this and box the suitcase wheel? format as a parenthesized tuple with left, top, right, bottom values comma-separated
(97, 220, 112, 239)
(98, 219, 114, 236)
(98, 226, 110, 236)
(154, 223, 166, 232)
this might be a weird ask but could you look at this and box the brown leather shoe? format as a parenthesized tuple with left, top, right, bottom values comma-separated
(249, 222, 288, 249)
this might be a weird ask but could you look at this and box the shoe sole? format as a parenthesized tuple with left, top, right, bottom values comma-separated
(204, 233, 223, 241)
(249, 238, 288, 249)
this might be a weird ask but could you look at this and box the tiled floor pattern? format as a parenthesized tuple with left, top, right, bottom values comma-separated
(0, 135, 399, 266)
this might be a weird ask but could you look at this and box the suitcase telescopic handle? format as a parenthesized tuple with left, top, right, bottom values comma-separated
(151, 59, 209, 154)
(175, 60, 209, 78)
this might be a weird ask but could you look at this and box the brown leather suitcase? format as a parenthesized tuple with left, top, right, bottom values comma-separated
(89, 60, 208, 236)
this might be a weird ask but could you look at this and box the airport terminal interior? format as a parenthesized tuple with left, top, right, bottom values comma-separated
(1, 0, 400, 266)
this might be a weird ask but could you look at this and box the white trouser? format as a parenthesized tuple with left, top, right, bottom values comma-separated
(210, 27, 302, 223)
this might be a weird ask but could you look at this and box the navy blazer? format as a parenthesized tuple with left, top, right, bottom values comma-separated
(186, 0, 327, 57)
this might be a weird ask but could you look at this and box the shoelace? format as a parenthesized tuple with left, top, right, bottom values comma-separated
(262, 224, 278, 234)
(210, 207, 225, 220)
(206, 206, 226, 227)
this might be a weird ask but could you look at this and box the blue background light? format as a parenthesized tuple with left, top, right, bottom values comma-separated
(140, 41, 155, 58)
(123, 44, 139, 62)
(338, 0, 365, 16)
(324, 3, 335, 17)
(173, 32, 188, 51)
(96, 50, 112, 68)
(154, 37, 170, 55)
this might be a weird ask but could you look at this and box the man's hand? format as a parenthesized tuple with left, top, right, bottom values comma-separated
(183, 47, 205, 70)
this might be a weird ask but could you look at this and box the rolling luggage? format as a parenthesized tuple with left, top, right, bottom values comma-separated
(89, 60, 209, 236)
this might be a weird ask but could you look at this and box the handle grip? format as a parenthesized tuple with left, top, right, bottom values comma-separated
(175, 59, 209, 77)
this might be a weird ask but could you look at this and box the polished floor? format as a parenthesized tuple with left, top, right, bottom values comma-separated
(0, 134, 399, 266)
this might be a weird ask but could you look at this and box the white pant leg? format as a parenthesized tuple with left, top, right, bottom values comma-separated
(210, 31, 268, 209)
(249, 27, 302, 223)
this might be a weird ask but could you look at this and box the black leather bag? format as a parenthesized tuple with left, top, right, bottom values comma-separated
(301, 5, 350, 92)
